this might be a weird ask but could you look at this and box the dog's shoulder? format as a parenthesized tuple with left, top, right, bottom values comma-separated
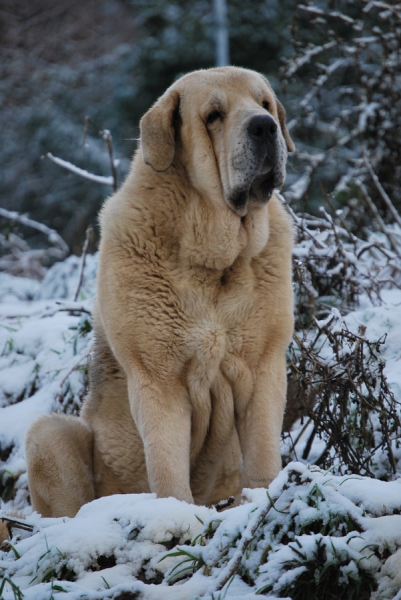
(98, 154, 185, 267)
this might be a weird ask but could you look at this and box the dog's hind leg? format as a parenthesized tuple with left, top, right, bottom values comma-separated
(25, 414, 94, 517)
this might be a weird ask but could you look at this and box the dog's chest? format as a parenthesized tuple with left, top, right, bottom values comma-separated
(182, 262, 265, 400)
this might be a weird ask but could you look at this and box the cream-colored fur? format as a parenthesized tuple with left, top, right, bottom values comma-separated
(25, 67, 294, 517)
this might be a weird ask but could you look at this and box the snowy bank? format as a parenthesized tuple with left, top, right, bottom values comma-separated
(1, 254, 401, 599)
(2, 463, 401, 599)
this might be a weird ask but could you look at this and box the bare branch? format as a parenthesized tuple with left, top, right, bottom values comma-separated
(101, 130, 118, 192)
(363, 155, 401, 229)
(0, 208, 69, 256)
(298, 4, 360, 25)
(74, 225, 93, 302)
(357, 181, 400, 255)
(284, 40, 337, 78)
(46, 152, 114, 187)
(202, 493, 279, 596)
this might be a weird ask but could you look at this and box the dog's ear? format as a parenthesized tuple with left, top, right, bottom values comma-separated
(140, 89, 180, 172)
(276, 99, 295, 153)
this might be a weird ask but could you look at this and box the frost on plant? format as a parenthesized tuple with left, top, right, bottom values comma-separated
(281, 0, 401, 230)
(286, 314, 401, 480)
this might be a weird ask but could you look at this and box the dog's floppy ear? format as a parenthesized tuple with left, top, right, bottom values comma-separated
(140, 89, 180, 172)
(276, 99, 295, 153)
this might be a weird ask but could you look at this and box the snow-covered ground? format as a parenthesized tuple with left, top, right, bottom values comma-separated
(1, 254, 401, 599)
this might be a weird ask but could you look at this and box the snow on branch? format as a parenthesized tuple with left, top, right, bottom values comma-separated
(285, 153, 325, 203)
(364, 1, 401, 15)
(284, 40, 337, 78)
(281, 0, 401, 235)
(364, 155, 401, 229)
(203, 493, 278, 597)
(299, 4, 360, 25)
(300, 58, 352, 109)
(280, 188, 401, 325)
(46, 152, 115, 187)
(0, 208, 69, 256)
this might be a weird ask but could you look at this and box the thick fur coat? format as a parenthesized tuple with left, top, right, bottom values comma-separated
(26, 67, 294, 517)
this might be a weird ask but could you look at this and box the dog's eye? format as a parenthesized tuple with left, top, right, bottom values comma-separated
(206, 110, 221, 125)
(262, 101, 270, 112)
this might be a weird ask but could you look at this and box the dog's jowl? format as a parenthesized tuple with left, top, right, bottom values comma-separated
(26, 67, 295, 517)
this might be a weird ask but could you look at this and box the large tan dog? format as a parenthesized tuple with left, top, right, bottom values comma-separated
(25, 67, 295, 517)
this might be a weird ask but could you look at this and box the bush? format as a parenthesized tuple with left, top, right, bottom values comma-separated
(281, 0, 401, 232)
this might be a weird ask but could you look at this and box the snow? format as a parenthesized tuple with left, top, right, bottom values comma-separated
(285, 287, 401, 478)
(1, 494, 212, 596)
(347, 290, 401, 399)
(1, 255, 401, 598)
(37, 253, 98, 301)
(3, 461, 401, 599)
(46, 153, 115, 187)
(0, 273, 40, 303)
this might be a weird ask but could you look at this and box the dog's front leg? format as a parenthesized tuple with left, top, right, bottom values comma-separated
(127, 372, 194, 503)
(236, 348, 287, 489)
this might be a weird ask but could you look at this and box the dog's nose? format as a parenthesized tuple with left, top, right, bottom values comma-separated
(247, 115, 278, 145)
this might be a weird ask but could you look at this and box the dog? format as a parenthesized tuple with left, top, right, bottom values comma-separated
(25, 66, 295, 517)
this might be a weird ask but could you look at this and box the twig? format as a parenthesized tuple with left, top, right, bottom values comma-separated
(46, 152, 114, 187)
(284, 40, 337, 78)
(363, 154, 401, 229)
(81, 120, 119, 191)
(74, 226, 93, 301)
(202, 494, 279, 597)
(298, 4, 360, 25)
(357, 181, 400, 254)
(1, 516, 34, 536)
(213, 496, 235, 512)
(363, 1, 401, 15)
(280, 194, 326, 249)
(102, 130, 118, 192)
(288, 417, 313, 452)
(1, 304, 92, 321)
(56, 350, 92, 399)
(300, 58, 352, 110)
(81, 115, 96, 149)
(0, 208, 68, 257)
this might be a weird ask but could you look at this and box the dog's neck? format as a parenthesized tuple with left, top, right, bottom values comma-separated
(126, 157, 271, 273)
(179, 190, 270, 271)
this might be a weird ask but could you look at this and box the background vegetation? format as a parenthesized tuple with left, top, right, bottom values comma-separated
(1, 2, 401, 597)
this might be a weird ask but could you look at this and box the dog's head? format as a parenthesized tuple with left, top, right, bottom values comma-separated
(140, 67, 294, 217)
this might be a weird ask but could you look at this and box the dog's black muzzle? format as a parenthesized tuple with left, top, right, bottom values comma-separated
(228, 114, 284, 215)
(247, 114, 278, 152)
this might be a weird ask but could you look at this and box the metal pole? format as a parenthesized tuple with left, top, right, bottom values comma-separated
(213, 0, 230, 67)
